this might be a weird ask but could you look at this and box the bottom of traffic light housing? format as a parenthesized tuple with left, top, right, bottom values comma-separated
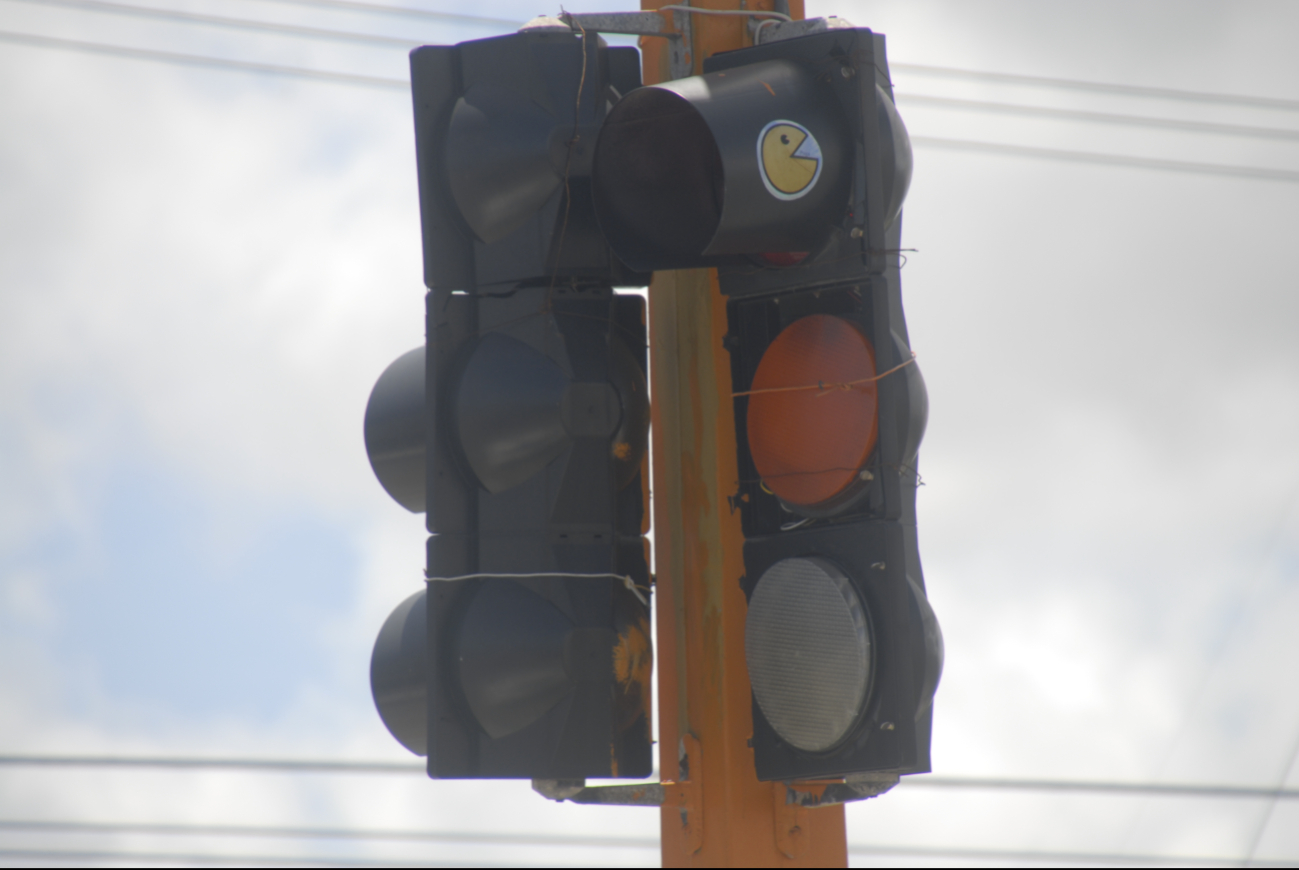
(742, 521, 942, 782)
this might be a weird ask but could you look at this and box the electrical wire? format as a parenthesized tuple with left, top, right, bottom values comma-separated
(7, 28, 1294, 186)
(655, 4, 789, 21)
(5, 8, 1299, 152)
(910, 776, 1299, 801)
(7, 0, 1299, 117)
(892, 62, 1299, 112)
(3, 0, 423, 47)
(0, 836, 1293, 867)
(0, 819, 1295, 866)
(243, 0, 519, 29)
(911, 135, 1299, 184)
(0, 27, 409, 89)
(22, 0, 1299, 128)
(896, 92, 1299, 142)
(2, 755, 1297, 801)
(844, 844, 1298, 867)
(0, 848, 485, 867)
(0, 819, 658, 849)
(1243, 725, 1299, 864)
(0, 755, 421, 773)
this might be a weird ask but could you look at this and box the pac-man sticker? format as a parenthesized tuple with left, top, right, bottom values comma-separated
(757, 120, 823, 201)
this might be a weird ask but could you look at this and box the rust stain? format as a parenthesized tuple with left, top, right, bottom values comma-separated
(613, 441, 632, 460)
(615, 616, 653, 688)
(614, 613, 653, 736)
(761, 80, 776, 97)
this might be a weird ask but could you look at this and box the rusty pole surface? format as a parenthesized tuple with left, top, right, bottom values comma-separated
(639, 2, 850, 865)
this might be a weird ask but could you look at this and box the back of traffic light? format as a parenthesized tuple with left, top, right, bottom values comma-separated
(589, 20, 943, 784)
(412, 22, 647, 293)
(364, 24, 654, 781)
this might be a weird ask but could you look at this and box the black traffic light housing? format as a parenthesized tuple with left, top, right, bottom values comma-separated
(727, 279, 940, 782)
(592, 25, 912, 299)
(366, 24, 654, 781)
(419, 286, 653, 779)
(411, 28, 649, 292)
(367, 286, 653, 780)
(715, 29, 938, 782)
(368, 18, 936, 787)
(586, 22, 939, 781)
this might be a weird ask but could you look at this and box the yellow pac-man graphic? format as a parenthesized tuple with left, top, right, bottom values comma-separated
(758, 120, 822, 201)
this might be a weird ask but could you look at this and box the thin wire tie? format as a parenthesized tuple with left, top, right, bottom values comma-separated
(732, 354, 916, 398)
(425, 571, 650, 606)
(656, 5, 792, 21)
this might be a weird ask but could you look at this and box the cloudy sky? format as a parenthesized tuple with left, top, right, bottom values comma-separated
(1, 0, 1298, 865)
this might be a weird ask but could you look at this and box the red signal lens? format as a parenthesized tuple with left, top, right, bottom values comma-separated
(745, 315, 879, 509)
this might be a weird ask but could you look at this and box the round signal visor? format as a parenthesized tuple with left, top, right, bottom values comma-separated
(745, 314, 879, 510)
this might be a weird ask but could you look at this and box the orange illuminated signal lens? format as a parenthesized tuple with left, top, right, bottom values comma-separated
(745, 315, 878, 509)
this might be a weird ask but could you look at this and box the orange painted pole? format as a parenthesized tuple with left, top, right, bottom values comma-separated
(640, 2, 850, 866)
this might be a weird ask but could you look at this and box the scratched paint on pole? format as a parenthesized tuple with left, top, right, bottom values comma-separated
(641, 4, 847, 864)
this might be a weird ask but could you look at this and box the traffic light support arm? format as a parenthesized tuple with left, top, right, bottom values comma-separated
(531, 774, 898, 807)
(552, 8, 828, 82)
(554, 10, 692, 80)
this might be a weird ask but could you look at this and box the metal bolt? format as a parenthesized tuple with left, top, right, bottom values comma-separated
(880, 721, 895, 731)
(871, 561, 886, 571)
(849, 226, 864, 239)
(840, 64, 854, 78)
(859, 469, 874, 481)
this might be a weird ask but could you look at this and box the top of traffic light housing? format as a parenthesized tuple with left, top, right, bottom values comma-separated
(410, 27, 650, 292)
(412, 20, 912, 299)
(591, 22, 912, 298)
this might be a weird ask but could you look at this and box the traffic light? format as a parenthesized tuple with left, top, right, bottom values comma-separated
(410, 24, 648, 292)
(363, 24, 653, 780)
(591, 23, 942, 781)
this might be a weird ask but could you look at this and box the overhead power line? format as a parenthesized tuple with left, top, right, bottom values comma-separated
(10, 0, 1299, 117)
(0, 843, 1290, 868)
(248, 0, 520, 29)
(8, 4, 1299, 149)
(2, 30, 1297, 187)
(0, 819, 1294, 867)
(8, 0, 1299, 116)
(0, 819, 658, 849)
(5, 0, 423, 48)
(897, 92, 1299, 142)
(0, 754, 420, 774)
(0, 847, 473, 868)
(912, 136, 1299, 184)
(15, 0, 1299, 148)
(845, 844, 1297, 868)
(0, 28, 408, 89)
(912, 775, 1299, 801)
(893, 62, 1299, 113)
(2, 755, 1298, 801)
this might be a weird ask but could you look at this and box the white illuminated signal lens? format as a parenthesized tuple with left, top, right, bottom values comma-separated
(745, 557, 872, 753)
